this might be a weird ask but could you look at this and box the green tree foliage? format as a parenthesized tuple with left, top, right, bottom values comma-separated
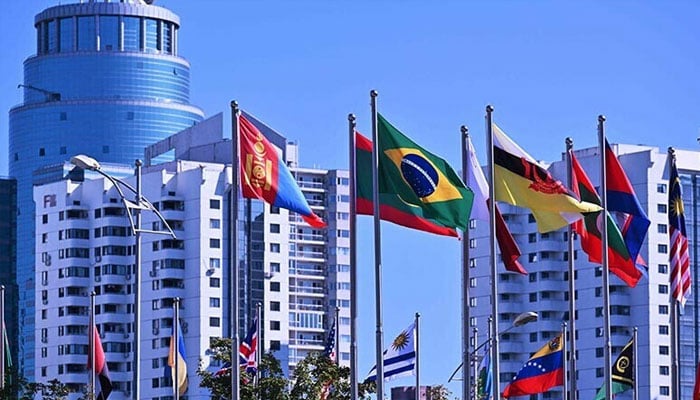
(427, 384, 453, 400)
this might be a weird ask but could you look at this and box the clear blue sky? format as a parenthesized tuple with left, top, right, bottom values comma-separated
(2, 0, 700, 396)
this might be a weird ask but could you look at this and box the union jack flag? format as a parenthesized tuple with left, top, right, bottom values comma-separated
(669, 157, 691, 309)
(240, 317, 258, 375)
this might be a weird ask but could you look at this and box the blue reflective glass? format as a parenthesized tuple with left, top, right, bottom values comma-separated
(59, 18, 73, 52)
(77, 16, 95, 51)
(123, 17, 140, 51)
(163, 22, 172, 54)
(47, 20, 57, 53)
(145, 19, 158, 53)
(99, 16, 118, 51)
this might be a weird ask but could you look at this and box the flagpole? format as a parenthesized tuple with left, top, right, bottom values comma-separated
(348, 112, 359, 400)
(460, 126, 472, 400)
(90, 291, 95, 399)
(598, 115, 613, 400)
(0, 285, 4, 390)
(565, 137, 578, 400)
(415, 312, 420, 400)
(174, 297, 180, 400)
(669, 147, 681, 400)
(472, 326, 478, 400)
(562, 321, 568, 400)
(133, 158, 142, 400)
(230, 100, 241, 400)
(370, 89, 386, 399)
(485, 105, 501, 400)
(257, 302, 262, 388)
(335, 307, 341, 367)
(633, 327, 638, 400)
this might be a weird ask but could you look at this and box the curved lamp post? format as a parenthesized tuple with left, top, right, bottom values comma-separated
(71, 154, 176, 400)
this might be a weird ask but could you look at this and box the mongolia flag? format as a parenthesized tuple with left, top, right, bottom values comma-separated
(502, 335, 564, 398)
(239, 317, 258, 375)
(605, 141, 650, 268)
(493, 124, 601, 233)
(239, 114, 325, 228)
(356, 132, 460, 237)
(571, 151, 641, 287)
(87, 325, 112, 400)
(168, 322, 187, 396)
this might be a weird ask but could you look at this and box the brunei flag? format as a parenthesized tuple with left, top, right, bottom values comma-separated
(493, 124, 601, 233)
(363, 114, 474, 232)
(239, 113, 326, 228)
(594, 336, 634, 400)
(503, 335, 564, 398)
(571, 152, 641, 287)
(87, 325, 112, 400)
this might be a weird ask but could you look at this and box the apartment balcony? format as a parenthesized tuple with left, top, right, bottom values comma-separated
(289, 266, 325, 279)
(289, 285, 326, 297)
(289, 303, 325, 312)
(289, 250, 325, 262)
(289, 338, 324, 347)
(297, 180, 326, 191)
(289, 232, 325, 244)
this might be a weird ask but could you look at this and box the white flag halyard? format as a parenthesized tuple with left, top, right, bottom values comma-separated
(366, 322, 416, 382)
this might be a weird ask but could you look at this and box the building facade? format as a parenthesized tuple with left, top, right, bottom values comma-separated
(0, 178, 18, 368)
(470, 144, 699, 400)
(9, 0, 204, 379)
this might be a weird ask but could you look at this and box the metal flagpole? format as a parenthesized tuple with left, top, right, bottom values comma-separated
(348, 113, 359, 400)
(257, 302, 262, 387)
(485, 105, 501, 400)
(565, 137, 578, 400)
(90, 291, 96, 399)
(231, 100, 241, 400)
(669, 147, 681, 400)
(562, 321, 568, 400)
(415, 312, 420, 400)
(460, 126, 472, 400)
(598, 115, 613, 400)
(472, 326, 478, 400)
(370, 89, 385, 399)
(0, 285, 4, 390)
(335, 307, 341, 367)
(174, 297, 180, 400)
(134, 159, 142, 400)
(633, 327, 638, 400)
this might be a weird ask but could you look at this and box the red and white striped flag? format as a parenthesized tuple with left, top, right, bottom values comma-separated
(669, 157, 691, 308)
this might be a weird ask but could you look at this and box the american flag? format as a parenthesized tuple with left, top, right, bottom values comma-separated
(320, 317, 337, 400)
(669, 157, 691, 309)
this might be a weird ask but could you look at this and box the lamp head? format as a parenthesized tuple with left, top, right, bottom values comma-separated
(70, 155, 101, 171)
(513, 311, 538, 327)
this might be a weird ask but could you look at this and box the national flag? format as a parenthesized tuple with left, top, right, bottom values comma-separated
(364, 114, 474, 233)
(467, 135, 526, 274)
(214, 361, 231, 377)
(693, 361, 700, 400)
(239, 317, 258, 375)
(492, 124, 601, 233)
(239, 113, 325, 228)
(356, 132, 459, 237)
(87, 325, 112, 400)
(669, 156, 691, 308)
(570, 151, 641, 287)
(168, 321, 188, 396)
(320, 318, 338, 400)
(605, 141, 650, 268)
(366, 322, 416, 382)
(594, 336, 634, 400)
(475, 345, 492, 400)
(502, 334, 564, 398)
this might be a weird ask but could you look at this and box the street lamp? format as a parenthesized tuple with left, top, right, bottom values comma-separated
(447, 311, 539, 397)
(71, 154, 176, 400)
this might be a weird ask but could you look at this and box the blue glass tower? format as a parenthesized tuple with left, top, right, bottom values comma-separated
(8, 0, 203, 379)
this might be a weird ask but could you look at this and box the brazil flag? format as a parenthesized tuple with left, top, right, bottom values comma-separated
(373, 114, 473, 231)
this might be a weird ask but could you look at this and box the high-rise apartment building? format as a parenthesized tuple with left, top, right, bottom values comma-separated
(0, 178, 17, 368)
(9, 0, 203, 378)
(471, 143, 698, 400)
(33, 115, 350, 398)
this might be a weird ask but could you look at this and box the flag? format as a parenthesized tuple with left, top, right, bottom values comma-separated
(492, 124, 601, 233)
(214, 361, 231, 377)
(570, 152, 641, 287)
(693, 361, 700, 400)
(669, 156, 691, 308)
(356, 131, 460, 237)
(239, 113, 325, 228)
(605, 141, 650, 268)
(87, 325, 112, 400)
(361, 115, 474, 233)
(475, 345, 492, 400)
(168, 322, 187, 396)
(594, 336, 634, 400)
(502, 334, 564, 398)
(239, 317, 258, 375)
(366, 322, 416, 382)
(320, 318, 337, 400)
(2, 322, 11, 369)
(467, 135, 526, 274)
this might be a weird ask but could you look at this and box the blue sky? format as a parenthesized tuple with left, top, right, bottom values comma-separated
(2, 0, 700, 396)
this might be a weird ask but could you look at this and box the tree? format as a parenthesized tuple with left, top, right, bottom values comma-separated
(0, 367, 43, 400)
(289, 352, 374, 400)
(427, 384, 452, 400)
(41, 378, 71, 400)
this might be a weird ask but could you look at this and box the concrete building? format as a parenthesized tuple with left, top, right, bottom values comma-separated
(470, 143, 699, 400)
(33, 114, 351, 398)
(9, 0, 203, 378)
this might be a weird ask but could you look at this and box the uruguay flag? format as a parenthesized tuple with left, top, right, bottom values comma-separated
(366, 322, 416, 382)
(167, 322, 187, 396)
(239, 113, 326, 228)
(502, 335, 564, 398)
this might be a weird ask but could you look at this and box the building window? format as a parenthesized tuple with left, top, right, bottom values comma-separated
(210, 199, 220, 209)
(529, 293, 537, 302)
(659, 346, 670, 355)
(270, 341, 281, 351)
(659, 325, 669, 335)
(657, 183, 667, 193)
(658, 244, 668, 254)
(528, 214, 536, 223)
(270, 243, 280, 253)
(270, 206, 280, 214)
(658, 204, 667, 214)
(209, 298, 220, 308)
(209, 278, 220, 288)
(528, 233, 537, 243)
(39, 148, 45, 156)
(660, 386, 670, 396)
(659, 285, 669, 294)
(209, 219, 220, 229)
(209, 258, 220, 269)
(270, 321, 280, 331)
(658, 224, 667, 234)
(270, 282, 280, 292)
(660, 365, 669, 375)
(42, 214, 48, 224)
(596, 367, 604, 378)
(270, 224, 280, 233)
(595, 347, 604, 358)
(209, 317, 220, 327)
(659, 264, 668, 274)
(209, 238, 220, 249)
(530, 333, 537, 342)
(270, 301, 280, 311)
(469, 238, 476, 249)
(270, 262, 280, 273)
(127, 111, 135, 120)
(659, 305, 669, 314)
(59, 112, 67, 121)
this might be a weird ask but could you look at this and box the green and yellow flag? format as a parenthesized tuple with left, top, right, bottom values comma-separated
(375, 114, 473, 231)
